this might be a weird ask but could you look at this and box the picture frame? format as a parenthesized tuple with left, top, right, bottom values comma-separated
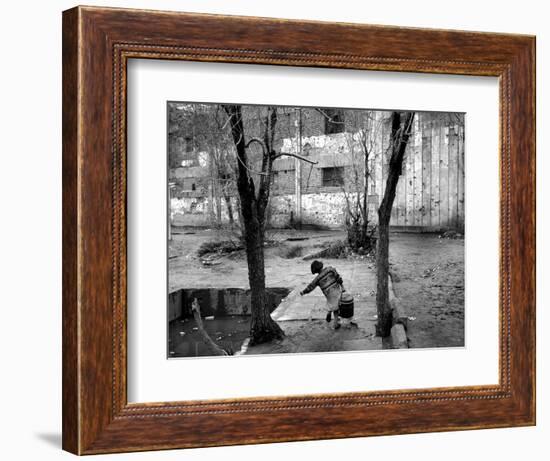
(62, 5, 535, 455)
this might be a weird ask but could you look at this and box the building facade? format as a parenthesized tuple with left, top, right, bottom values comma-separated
(169, 108, 465, 232)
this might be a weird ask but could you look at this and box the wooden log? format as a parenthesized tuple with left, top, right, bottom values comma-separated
(191, 298, 229, 356)
(388, 274, 408, 329)
(390, 324, 408, 349)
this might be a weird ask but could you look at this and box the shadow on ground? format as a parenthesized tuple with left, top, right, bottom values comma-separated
(35, 433, 61, 448)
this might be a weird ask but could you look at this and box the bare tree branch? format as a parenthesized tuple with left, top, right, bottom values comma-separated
(272, 152, 319, 165)
(245, 137, 267, 156)
(316, 108, 346, 124)
(235, 154, 269, 176)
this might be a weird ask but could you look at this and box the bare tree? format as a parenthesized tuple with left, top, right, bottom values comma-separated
(341, 110, 385, 252)
(210, 107, 240, 229)
(223, 104, 316, 345)
(376, 111, 415, 337)
(168, 103, 242, 232)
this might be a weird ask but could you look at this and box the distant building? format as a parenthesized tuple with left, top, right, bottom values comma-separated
(169, 110, 464, 231)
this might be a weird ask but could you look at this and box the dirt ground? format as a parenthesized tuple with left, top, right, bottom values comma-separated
(170, 228, 382, 355)
(169, 228, 355, 292)
(389, 233, 465, 348)
(169, 227, 464, 353)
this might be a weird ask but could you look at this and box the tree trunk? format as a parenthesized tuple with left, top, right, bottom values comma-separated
(215, 193, 222, 226)
(375, 220, 392, 336)
(223, 193, 234, 225)
(224, 105, 284, 345)
(376, 112, 414, 337)
(245, 225, 283, 345)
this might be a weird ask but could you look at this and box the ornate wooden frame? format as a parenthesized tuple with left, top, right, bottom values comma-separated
(62, 5, 536, 455)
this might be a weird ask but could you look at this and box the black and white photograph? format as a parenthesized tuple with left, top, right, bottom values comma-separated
(167, 102, 465, 358)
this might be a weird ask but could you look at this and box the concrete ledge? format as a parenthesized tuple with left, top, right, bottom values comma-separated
(388, 274, 408, 328)
(388, 273, 409, 349)
(390, 324, 408, 349)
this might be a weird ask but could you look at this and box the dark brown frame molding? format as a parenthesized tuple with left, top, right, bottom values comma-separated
(62, 5, 536, 455)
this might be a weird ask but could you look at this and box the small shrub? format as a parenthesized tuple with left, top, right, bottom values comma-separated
(197, 240, 243, 257)
(346, 220, 377, 254)
(303, 240, 350, 260)
(278, 245, 303, 259)
(440, 230, 464, 239)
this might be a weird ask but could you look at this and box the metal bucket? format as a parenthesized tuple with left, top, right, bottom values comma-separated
(338, 291, 354, 318)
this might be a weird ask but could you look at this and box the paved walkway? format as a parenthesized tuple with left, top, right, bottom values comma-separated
(271, 260, 377, 322)
(256, 259, 383, 354)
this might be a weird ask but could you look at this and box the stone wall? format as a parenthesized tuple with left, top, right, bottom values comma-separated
(168, 287, 291, 321)
(172, 192, 350, 229)
(171, 195, 239, 227)
(269, 193, 347, 228)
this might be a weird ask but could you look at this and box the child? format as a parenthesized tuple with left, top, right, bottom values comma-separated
(300, 260, 344, 330)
